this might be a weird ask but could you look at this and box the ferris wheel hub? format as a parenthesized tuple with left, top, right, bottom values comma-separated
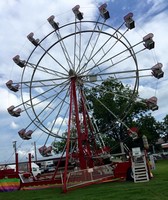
(69, 68, 77, 77)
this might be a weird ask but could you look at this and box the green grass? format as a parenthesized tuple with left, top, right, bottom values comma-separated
(0, 160, 168, 200)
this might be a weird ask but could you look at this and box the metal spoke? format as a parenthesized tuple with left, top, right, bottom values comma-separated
(38, 44, 69, 73)
(76, 16, 102, 73)
(80, 40, 143, 76)
(54, 30, 74, 70)
(27, 62, 68, 77)
(77, 22, 125, 74)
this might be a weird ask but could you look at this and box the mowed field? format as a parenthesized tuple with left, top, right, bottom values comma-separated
(0, 159, 168, 200)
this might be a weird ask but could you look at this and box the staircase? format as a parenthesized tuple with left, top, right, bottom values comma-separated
(132, 154, 149, 183)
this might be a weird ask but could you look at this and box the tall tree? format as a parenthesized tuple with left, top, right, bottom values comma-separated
(160, 115, 168, 142)
(127, 114, 161, 151)
(85, 77, 161, 152)
(52, 77, 163, 154)
(86, 78, 145, 141)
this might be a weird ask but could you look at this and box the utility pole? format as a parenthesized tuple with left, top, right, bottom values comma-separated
(12, 141, 17, 154)
(33, 141, 37, 162)
(12, 141, 18, 171)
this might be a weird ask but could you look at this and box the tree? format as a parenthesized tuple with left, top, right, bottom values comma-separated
(85, 77, 161, 152)
(86, 78, 145, 139)
(51, 128, 77, 155)
(160, 115, 168, 142)
(52, 77, 163, 154)
(137, 114, 160, 143)
(127, 114, 161, 151)
(51, 139, 66, 154)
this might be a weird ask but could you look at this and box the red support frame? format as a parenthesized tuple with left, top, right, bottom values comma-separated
(62, 78, 73, 192)
(80, 89, 94, 168)
(28, 153, 32, 174)
(63, 78, 88, 192)
(71, 79, 87, 169)
(15, 153, 19, 175)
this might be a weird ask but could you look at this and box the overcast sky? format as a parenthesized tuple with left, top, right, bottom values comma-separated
(0, 0, 168, 164)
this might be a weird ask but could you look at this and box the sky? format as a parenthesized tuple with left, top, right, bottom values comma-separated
(0, 0, 168, 164)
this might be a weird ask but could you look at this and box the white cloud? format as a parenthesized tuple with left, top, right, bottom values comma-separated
(146, 0, 168, 15)
(10, 121, 20, 129)
(0, 87, 21, 112)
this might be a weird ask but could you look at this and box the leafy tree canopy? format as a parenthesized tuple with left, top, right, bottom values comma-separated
(52, 77, 163, 154)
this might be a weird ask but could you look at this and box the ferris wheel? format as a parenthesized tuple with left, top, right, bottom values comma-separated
(6, 4, 163, 168)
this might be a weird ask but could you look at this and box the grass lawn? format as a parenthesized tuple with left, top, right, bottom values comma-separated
(0, 160, 168, 200)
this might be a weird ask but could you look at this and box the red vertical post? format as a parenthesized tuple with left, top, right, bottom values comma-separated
(80, 90, 93, 168)
(63, 79, 73, 193)
(28, 153, 32, 174)
(15, 153, 19, 175)
(72, 79, 87, 169)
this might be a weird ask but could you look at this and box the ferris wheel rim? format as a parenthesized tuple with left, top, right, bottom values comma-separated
(19, 21, 140, 138)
